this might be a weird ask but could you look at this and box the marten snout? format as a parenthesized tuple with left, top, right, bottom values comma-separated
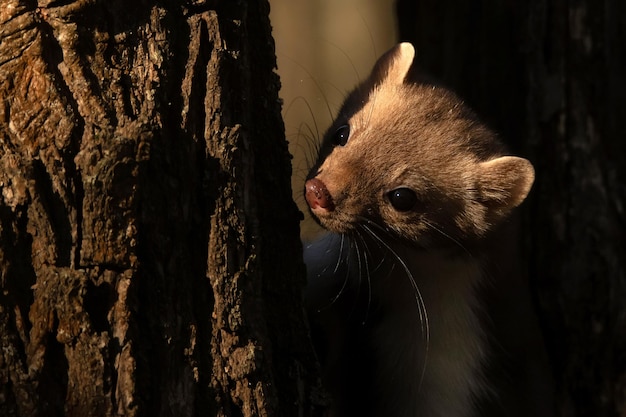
(305, 178, 335, 212)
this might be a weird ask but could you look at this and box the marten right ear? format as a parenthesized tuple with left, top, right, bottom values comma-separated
(477, 156, 535, 219)
(370, 42, 415, 87)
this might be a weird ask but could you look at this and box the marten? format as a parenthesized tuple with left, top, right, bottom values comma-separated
(303, 43, 553, 417)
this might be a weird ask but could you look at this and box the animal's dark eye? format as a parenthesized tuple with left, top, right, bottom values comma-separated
(387, 188, 417, 212)
(332, 124, 350, 146)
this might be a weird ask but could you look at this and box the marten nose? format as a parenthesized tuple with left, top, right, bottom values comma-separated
(305, 178, 335, 211)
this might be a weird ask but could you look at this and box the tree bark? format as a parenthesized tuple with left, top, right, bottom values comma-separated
(396, 0, 626, 416)
(0, 1, 322, 416)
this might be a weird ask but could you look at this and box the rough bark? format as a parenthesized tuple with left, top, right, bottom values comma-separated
(396, 0, 626, 416)
(0, 1, 321, 416)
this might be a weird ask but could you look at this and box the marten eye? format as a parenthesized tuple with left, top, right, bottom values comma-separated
(387, 188, 417, 211)
(332, 124, 350, 146)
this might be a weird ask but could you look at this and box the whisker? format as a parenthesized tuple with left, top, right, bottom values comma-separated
(359, 223, 429, 341)
(353, 228, 373, 325)
(334, 234, 347, 275)
(421, 218, 474, 258)
(289, 97, 321, 145)
(313, 234, 353, 311)
(320, 37, 362, 85)
(357, 225, 386, 274)
(360, 222, 430, 394)
(354, 6, 378, 64)
(285, 111, 321, 170)
(279, 54, 335, 123)
(350, 234, 366, 319)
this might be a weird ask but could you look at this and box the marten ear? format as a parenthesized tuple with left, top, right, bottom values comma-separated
(370, 42, 415, 86)
(477, 156, 535, 216)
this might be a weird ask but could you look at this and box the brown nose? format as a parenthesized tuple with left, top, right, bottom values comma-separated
(305, 178, 335, 211)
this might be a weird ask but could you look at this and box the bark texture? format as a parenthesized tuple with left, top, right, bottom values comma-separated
(0, 1, 321, 416)
(396, 0, 626, 416)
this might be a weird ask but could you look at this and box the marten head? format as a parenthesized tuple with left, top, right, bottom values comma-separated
(304, 43, 534, 248)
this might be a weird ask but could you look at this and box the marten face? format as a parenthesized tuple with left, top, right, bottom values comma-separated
(304, 43, 534, 247)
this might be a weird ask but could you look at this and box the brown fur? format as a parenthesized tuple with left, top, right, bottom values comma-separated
(309, 43, 533, 245)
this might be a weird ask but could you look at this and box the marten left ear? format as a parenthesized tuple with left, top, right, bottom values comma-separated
(477, 156, 535, 215)
(370, 42, 415, 87)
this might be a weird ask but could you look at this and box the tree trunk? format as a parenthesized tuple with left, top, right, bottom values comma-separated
(0, 1, 322, 416)
(396, 0, 626, 416)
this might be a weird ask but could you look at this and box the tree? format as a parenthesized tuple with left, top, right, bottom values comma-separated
(396, 0, 626, 416)
(0, 1, 322, 416)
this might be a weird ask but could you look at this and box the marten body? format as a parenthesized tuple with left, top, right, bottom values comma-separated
(303, 43, 553, 417)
